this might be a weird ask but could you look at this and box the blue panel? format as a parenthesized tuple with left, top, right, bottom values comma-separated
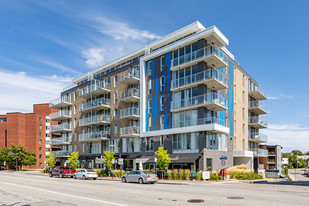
(228, 61, 234, 136)
(146, 97, 149, 132)
(165, 105, 168, 129)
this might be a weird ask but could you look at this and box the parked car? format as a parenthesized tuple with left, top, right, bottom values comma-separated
(121, 170, 158, 184)
(49, 166, 76, 178)
(73, 169, 98, 180)
(303, 167, 309, 176)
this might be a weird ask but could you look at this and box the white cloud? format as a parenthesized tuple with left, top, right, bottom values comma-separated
(267, 94, 294, 100)
(81, 48, 105, 67)
(40, 60, 80, 75)
(0, 69, 72, 114)
(264, 123, 309, 152)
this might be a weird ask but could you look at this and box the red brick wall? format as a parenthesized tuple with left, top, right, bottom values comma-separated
(0, 115, 7, 148)
(259, 145, 267, 170)
(33, 104, 58, 116)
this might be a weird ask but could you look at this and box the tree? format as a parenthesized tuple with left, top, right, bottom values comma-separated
(45, 153, 56, 169)
(291, 150, 303, 156)
(22, 150, 37, 168)
(155, 146, 171, 170)
(67, 152, 79, 169)
(103, 150, 115, 171)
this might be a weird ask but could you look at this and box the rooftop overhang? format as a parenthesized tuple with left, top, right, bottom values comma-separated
(233, 151, 254, 158)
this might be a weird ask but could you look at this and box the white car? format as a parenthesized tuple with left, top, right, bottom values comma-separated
(73, 169, 98, 180)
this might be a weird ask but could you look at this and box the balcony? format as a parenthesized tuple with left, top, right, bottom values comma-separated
(249, 85, 267, 100)
(268, 152, 275, 156)
(248, 132, 268, 143)
(267, 160, 276, 164)
(171, 69, 228, 92)
(171, 92, 227, 112)
(250, 148, 268, 157)
(50, 136, 72, 145)
(79, 80, 111, 99)
(171, 45, 228, 71)
(248, 101, 268, 115)
(79, 98, 111, 112)
(52, 150, 71, 157)
(172, 117, 226, 132)
(120, 126, 140, 137)
(120, 88, 140, 102)
(120, 67, 140, 85)
(50, 110, 72, 121)
(120, 107, 140, 120)
(79, 131, 110, 142)
(249, 116, 268, 129)
(50, 123, 71, 133)
(49, 96, 72, 109)
(79, 114, 111, 127)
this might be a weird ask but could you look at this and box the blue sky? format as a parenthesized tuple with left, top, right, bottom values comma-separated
(0, 0, 308, 152)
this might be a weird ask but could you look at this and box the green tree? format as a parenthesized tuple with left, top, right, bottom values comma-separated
(155, 146, 171, 170)
(103, 150, 115, 171)
(45, 153, 56, 169)
(22, 150, 37, 168)
(67, 152, 79, 169)
(305, 151, 309, 155)
(291, 150, 303, 156)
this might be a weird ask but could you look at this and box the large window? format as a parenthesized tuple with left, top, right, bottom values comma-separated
(160, 95, 164, 111)
(160, 76, 165, 91)
(114, 75, 118, 88)
(123, 138, 135, 153)
(205, 132, 227, 151)
(172, 133, 199, 151)
(160, 56, 165, 71)
(172, 109, 198, 128)
(145, 137, 154, 152)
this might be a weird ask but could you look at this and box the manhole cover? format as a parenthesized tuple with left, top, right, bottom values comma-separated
(227, 196, 244, 200)
(158, 198, 162, 200)
(187, 199, 205, 203)
(172, 200, 177, 201)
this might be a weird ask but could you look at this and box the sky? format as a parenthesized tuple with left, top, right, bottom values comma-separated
(0, 0, 308, 152)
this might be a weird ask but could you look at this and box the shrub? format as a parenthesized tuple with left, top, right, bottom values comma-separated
(173, 169, 179, 180)
(196, 171, 202, 181)
(210, 173, 221, 181)
(167, 170, 173, 180)
(179, 169, 184, 180)
(184, 169, 190, 180)
(96, 169, 107, 177)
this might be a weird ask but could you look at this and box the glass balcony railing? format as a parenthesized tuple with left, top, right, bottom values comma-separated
(250, 148, 268, 157)
(172, 116, 226, 128)
(171, 92, 227, 111)
(249, 101, 268, 113)
(52, 150, 72, 157)
(248, 131, 268, 142)
(50, 110, 72, 120)
(79, 114, 111, 126)
(171, 45, 228, 68)
(50, 136, 72, 145)
(49, 96, 72, 108)
(79, 130, 110, 141)
(120, 126, 140, 137)
(249, 116, 268, 128)
(50, 123, 71, 133)
(120, 88, 140, 101)
(120, 107, 140, 119)
(79, 98, 111, 112)
(79, 80, 111, 97)
(171, 69, 228, 90)
(248, 84, 266, 100)
(120, 67, 140, 83)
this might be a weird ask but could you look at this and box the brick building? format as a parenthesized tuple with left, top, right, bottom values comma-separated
(0, 104, 58, 169)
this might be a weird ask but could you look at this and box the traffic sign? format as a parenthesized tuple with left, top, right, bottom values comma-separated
(118, 158, 123, 165)
(220, 155, 227, 160)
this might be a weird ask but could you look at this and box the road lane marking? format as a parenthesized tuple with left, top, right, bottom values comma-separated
(0, 175, 118, 190)
(1, 181, 128, 206)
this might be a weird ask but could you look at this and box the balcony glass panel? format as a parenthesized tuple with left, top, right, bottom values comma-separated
(172, 116, 226, 128)
(249, 116, 268, 127)
(120, 88, 140, 100)
(249, 101, 268, 112)
(120, 67, 140, 82)
(79, 130, 110, 141)
(79, 80, 111, 96)
(50, 110, 72, 119)
(248, 131, 268, 142)
(79, 98, 111, 112)
(120, 107, 140, 118)
(120, 126, 140, 137)
(49, 96, 72, 107)
(79, 115, 111, 126)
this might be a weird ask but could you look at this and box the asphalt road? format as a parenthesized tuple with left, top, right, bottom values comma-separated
(288, 168, 309, 181)
(1, 172, 309, 206)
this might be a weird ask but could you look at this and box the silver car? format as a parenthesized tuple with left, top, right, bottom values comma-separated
(73, 169, 98, 180)
(121, 170, 158, 184)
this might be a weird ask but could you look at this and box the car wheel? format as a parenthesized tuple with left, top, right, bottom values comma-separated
(82, 175, 86, 180)
(138, 178, 144, 184)
(150, 182, 155, 184)
(74, 175, 77, 179)
(59, 173, 63, 178)
(122, 177, 126, 183)
(49, 173, 53, 177)
(93, 178, 97, 180)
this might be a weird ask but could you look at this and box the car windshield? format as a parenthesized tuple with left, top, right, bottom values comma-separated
(87, 169, 94, 172)
(62, 167, 69, 170)
(143, 171, 153, 174)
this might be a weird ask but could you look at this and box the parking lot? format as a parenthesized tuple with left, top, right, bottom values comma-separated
(1, 171, 309, 206)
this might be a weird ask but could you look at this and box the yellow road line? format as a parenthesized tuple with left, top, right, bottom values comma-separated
(0, 175, 119, 190)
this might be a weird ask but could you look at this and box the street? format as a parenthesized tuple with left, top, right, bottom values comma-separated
(1, 172, 309, 205)
(288, 168, 309, 181)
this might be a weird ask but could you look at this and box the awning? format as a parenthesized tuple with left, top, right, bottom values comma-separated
(145, 153, 201, 164)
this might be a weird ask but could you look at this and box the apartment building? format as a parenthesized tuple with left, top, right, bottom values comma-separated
(49, 21, 268, 171)
(259, 145, 282, 172)
(0, 104, 57, 169)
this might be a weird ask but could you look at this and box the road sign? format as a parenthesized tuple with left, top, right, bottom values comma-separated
(154, 158, 157, 163)
(220, 155, 227, 160)
(118, 158, 123, 165)
(202, 171, 210, 180)
(95, 157, 103, 164)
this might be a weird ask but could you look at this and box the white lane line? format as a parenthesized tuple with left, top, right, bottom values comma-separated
(1, 181, 128, 206)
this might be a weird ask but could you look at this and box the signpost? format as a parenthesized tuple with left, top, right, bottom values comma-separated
(202, 171, 210, 180)
(118, 158, 123, 165)
(220, 155, 227, 180)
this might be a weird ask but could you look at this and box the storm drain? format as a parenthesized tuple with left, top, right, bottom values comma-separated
(187, 199, 205, 203)
(227, 196, 244, 200)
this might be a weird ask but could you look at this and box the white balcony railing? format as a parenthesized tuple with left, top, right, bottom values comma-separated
(120, 67, 140, 83)
(171, 92, 227, 110)
(49, 96, 72, 107)
(79, 80, 111, 97)
(120, 126, 140, 137)
(50, 123, 71, 133)
(249, 132, 268, 142)
(171, 69, 228, 90)
(120, 107, 140, 119)
(79, 130, 110, 141)
(249, 101, 268, 112)
(50, 110, 72, 120)
(50, 136, 72, 145)
(249, 116, 268, 127)
(171, 45, 228, 68)
(250, 148, 268, 157)
(79, 115, 111, 126)
(52, 150, 72, 157)
(120, 88, 140, 100)
(172, 116, 226, 128)
(79, 98, 111, 112)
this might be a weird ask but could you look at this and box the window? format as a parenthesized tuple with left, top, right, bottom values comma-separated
(39, 132, 42, 137)
(148, 61, 151, 75)
(173, 133, 191, 150)
(206, 159, 212, 171)
(145, 137, 154, 152)
(114, 75, 118, 88)
(148, 117, 152, 131)
(74, 145, 77, 152)
(160, 136, 164, 146)
(242, 75, 245, 88)
(160, 96, 164, 111)
(243, 124, 245, 136)
(39, 154, 42, 159)
(39, 147, 42, 151)
(160, 56, 165, 71)
(74, 91, 77, 101)
(39, 124, 42, 129)
(148, 79, 152, 94)
(160, 76, 165, 91)
(114, 91, 118, 104)
(114, 124, 118, 137)
(74, 118, 77, 128)
(39, 163, 42, 167)
(160, 115, 164, 129)
(74, 132, 76, 141)
(82, 144, 84, 154)
(74, 105, 76, 115)
(148, 99, 152, 114)
(242, 139, 245, 151)
(243, 108, 245, 120)
(114, 109, 118, 120)
(242, 91, 245, 104)
(39, 117, 42, 122)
